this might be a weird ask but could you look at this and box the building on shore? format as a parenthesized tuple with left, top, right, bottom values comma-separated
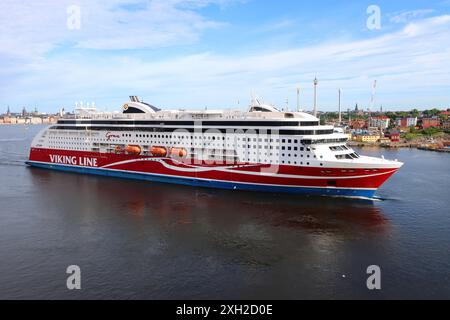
(353, 133, 381, 143)
(1, 105, 61, 125)
(348, 119, 367, 130)
(396, 117, 418, 128)
(378, 137, 391, 144)
(1, 116, 17, 124)
(443, 121, 450, 131)
(0, 115, 58, 125)
(385, 131, 401, 142)
(369, 116, 390, 129)
(420, 117, 441, 129)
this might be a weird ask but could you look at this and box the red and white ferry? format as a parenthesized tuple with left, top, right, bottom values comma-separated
(27, 96, 403, 198)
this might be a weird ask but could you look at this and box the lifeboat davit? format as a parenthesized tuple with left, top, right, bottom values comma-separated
(125, 145, 142, 155)
(170, 148, 188, 158)
(114, 146, 123, 154)
(151, 146, 168, 157)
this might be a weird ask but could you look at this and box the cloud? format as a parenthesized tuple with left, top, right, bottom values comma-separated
(251, 18, 298, 34)
(0, 4, 450, 111)
(389, 9, 435, 23)
(0, 0, 230, 55)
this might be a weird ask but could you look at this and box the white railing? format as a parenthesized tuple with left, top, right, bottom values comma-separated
(65, 109, 319, 122)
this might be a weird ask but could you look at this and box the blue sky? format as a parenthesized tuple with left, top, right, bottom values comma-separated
(1, 0, 450, 113)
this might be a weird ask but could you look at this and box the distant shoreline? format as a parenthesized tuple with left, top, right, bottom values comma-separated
(349, 141, 450, 153)
(0, 123, 53, 125)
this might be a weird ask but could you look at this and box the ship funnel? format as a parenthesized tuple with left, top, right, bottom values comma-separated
(129, 96, 141, 103)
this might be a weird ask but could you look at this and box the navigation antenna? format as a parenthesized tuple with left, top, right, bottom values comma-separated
(313, 77, 318, 117)
(338, 88, 342, 125)
(370, 80, 377, 114)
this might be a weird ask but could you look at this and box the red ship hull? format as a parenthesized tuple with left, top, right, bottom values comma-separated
(27, 148, 399, 198)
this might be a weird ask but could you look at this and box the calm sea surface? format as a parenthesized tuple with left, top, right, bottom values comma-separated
(0, 125, 449, 299)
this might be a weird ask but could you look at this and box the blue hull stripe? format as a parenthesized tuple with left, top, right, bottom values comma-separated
(26, 161, 377, 198)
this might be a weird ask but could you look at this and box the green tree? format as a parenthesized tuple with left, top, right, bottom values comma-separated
(422, 127, 441, 136)
(423, 108, 441, 117)
(411, 109, 420, 117)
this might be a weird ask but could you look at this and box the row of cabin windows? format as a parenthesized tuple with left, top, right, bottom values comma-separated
(281, 146, 312, 151)
(48, 135, 316, 153)
(281, 161, 323, 166)
(47, 132, 331, 159)
(238, 158, 320, 166)
(122, 133, 331, 146)
(48, 140, 320, 159)
(49, 142, 87, 145)
(128, 133, 284, 143)
(49, 139, 313, 156)
(48, 135, 317, 155)
(281, 153, 323, 159)
(49, 136, 90, 140)
(49, 140, 314, 155)
(46, 139, 321, 164)
(131, 134, 321, 146)
(51, 131, 341, 147)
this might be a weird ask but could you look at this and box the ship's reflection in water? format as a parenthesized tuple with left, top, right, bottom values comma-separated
(28, 168, 390, 299)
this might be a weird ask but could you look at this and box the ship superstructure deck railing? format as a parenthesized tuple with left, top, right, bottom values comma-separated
(66, 109, 320, 122)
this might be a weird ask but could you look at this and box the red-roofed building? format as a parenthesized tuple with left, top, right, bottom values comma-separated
(421, 118, 441, 129)
(390, 132, 400, 142)
(348, 119, 367, 129)
(396, 117, 418, 127)
(385, 131, 401, 143)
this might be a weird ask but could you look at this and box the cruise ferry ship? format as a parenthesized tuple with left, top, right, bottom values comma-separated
(26, 96, 403, 198)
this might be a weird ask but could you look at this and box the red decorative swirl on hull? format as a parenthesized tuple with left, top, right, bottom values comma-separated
(28, 148, 399, 192)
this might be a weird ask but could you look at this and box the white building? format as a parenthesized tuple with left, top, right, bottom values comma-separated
(369, 117, 390, 129)
(396, 117, 418, 127)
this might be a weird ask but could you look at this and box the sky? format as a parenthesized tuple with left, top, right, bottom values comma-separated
(1, 0, 450, 113)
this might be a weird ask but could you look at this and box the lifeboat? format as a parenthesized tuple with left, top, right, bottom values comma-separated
(151, 146, 168, 157)
(125, 145, 142, 155)
(170, 148, 188, 158)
